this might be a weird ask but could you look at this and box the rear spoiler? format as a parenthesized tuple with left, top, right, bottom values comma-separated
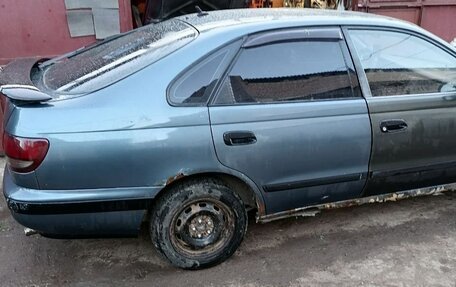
(0, 85, 52, 103)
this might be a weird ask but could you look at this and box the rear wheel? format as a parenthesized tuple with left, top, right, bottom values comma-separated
(150, 178, 247, 269)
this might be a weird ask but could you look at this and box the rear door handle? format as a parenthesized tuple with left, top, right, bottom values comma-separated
(380, 119, 408, 133)
(223, 131, 257, 146)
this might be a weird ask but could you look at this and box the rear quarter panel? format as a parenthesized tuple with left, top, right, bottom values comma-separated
(5, 35, 234, 191)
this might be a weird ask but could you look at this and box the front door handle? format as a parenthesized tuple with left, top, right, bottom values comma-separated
(380, 119, 408, 133)
(223, 131, 257, 146)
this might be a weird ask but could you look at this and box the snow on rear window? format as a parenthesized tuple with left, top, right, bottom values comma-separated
(42, 19, 197, 94)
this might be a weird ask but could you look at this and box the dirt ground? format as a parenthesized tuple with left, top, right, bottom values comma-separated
(0, 158, 455, 287)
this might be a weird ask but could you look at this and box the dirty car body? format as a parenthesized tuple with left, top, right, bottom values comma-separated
(2, 9, 456, 268)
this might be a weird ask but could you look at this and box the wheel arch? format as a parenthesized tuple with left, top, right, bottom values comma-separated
(154, 171, 266, 217)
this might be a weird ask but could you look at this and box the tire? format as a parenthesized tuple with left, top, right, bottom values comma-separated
(150, 178, 248, 269)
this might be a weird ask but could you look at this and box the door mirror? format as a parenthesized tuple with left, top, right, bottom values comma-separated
(440, 83, 456, 93)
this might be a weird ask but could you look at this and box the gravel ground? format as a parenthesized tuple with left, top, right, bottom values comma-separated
(0, 158, 455, 287)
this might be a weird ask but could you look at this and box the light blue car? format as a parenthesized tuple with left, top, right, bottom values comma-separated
(2, 9, 456, 269)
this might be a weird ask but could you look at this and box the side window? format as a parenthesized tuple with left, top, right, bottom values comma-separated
(214, 40, 355, 105)
(168, 40, 241, 105)
(349, 30, 456, 97)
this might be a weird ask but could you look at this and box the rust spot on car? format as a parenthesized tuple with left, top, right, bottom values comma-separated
(258, 183, 456, 223)
(166, 173, 186, 186)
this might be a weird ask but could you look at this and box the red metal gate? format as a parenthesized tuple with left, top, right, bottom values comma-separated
(0, 0, 133, 65)
(356, 0, 456, 42)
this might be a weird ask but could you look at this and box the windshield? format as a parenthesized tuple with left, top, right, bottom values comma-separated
(39, 19, 197, 94)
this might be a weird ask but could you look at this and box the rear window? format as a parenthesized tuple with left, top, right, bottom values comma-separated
(40, 19, 197, 94)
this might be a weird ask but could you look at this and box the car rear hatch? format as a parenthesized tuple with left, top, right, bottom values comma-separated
(1, 18, 198, 189)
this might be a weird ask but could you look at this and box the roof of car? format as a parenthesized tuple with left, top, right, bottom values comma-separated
(177, 8, 413, 32)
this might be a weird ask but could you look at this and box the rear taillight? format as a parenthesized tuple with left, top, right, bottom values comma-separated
(3, 132, 49, 173)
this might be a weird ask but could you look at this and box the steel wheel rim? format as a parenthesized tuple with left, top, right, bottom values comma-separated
(170, 198, 235, 256)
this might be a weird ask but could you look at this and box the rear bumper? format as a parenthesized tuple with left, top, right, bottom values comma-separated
(3, 168, 162, 236)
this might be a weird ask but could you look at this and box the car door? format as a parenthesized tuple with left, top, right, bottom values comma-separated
(209, 27, 372, 214)
(345, 28, 456, 196)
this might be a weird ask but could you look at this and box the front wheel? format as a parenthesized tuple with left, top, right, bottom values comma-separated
(150, 178, 248, 269)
